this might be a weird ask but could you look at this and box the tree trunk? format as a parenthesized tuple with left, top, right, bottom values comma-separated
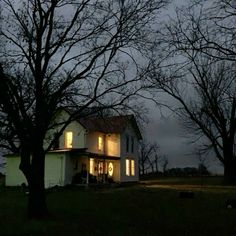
(141, 162, 145, 176)
(222, 140, 236, 185)
(28, 179, 48, 219)
(154, 156, 159, 173)
(27, 149, 48, 219)
(20, 146, 48, 219)
(224, 160, 236, 185)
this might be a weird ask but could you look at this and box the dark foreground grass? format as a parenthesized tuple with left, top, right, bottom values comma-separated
(1, 183, 236, 236)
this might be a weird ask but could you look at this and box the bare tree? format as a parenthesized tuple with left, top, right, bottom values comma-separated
(161, 154, 169, 174)
(0, 0, 168, 218)
(139, 140, 159, 175)
(153, 154, 160, 173)
(149, 0, 236, 184)
(195, 147, 209, 173)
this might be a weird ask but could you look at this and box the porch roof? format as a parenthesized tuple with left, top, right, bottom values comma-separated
(85, 152, 120, 160)
(51, 148, 120, 160)
(5, 149, 120, 160)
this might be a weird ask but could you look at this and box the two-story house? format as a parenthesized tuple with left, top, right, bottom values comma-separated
(5, 111, 142, 188)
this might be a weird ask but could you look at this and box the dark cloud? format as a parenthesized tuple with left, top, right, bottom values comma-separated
(143, 101, 223, 174)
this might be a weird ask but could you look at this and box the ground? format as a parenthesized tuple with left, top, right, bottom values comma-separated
(0, 176, 236, 235)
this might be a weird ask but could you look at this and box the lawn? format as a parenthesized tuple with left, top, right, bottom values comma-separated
(0, 179, 236, 236)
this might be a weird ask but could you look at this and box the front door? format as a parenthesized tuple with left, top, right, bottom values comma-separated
(98, 161, 107, 182)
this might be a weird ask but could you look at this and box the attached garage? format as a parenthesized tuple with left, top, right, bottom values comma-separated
(6, 152, 66, 188)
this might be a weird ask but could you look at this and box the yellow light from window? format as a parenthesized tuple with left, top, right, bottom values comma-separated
(131, 160, 135, 176)
(98, 136, 103, 151)
(108, 162, 114, 177)
(65, 131, 73, 148)
(126, 159, 130, 176)
(98, 162, 104, 174)
(90, 158, 94, 175)
(107, 139, 118, 156)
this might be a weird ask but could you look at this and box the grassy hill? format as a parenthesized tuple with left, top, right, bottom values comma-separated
(0, 179, 236, 236)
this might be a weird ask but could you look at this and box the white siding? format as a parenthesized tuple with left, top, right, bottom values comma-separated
(86, 132, 105, 154)
(6, 156, 27, 186)
(120, 124, 139, 182)
(86, 132, 120, 157)
(45, 153, 65, 188)
(45, 110, 86, 150)
(60, 121, 86, 149)
(6, 153, 67, 188)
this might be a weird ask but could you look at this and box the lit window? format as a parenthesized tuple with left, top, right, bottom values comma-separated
(98, 162, 104, 174)
(107, 138, 118, 156)
(131, 160, 135, 176)
(98, 136, 103, 151)
(126, 159, 135, 176)
(65, 131, 73, 148)
(126, 159, 130, 176)
(90, 158, 94, 175)
(108, 162, 114, 177)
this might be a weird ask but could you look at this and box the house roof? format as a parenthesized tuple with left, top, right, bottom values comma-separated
(57, 108, 143, 140)
(79, 115, 142, 140)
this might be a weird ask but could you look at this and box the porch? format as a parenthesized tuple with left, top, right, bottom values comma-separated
(71, 152, 120, 185)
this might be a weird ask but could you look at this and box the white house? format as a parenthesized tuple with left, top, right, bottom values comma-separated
(5, 112, 142, 188)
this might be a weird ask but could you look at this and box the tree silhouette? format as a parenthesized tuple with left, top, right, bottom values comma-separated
(0, 0, 168, 218)
(149, 0, 236, 184)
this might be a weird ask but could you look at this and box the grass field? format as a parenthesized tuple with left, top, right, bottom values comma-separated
(1, 177, 236, 236)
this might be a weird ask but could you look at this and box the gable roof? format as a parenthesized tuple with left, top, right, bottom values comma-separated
(79, 115, 142, 140)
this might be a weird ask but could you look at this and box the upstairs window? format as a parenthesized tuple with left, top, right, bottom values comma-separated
(65, 131, 73, 148)
(126, 135, 129, 153)
(126, 159, 130, 176)
(131, 137, 134, 153)
(98, 136, 103, 151)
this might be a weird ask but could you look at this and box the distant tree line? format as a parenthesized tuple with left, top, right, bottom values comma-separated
(141, 164, 210, 178)
(166, 164, 210, 177)
(139, 140, 211, 177)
